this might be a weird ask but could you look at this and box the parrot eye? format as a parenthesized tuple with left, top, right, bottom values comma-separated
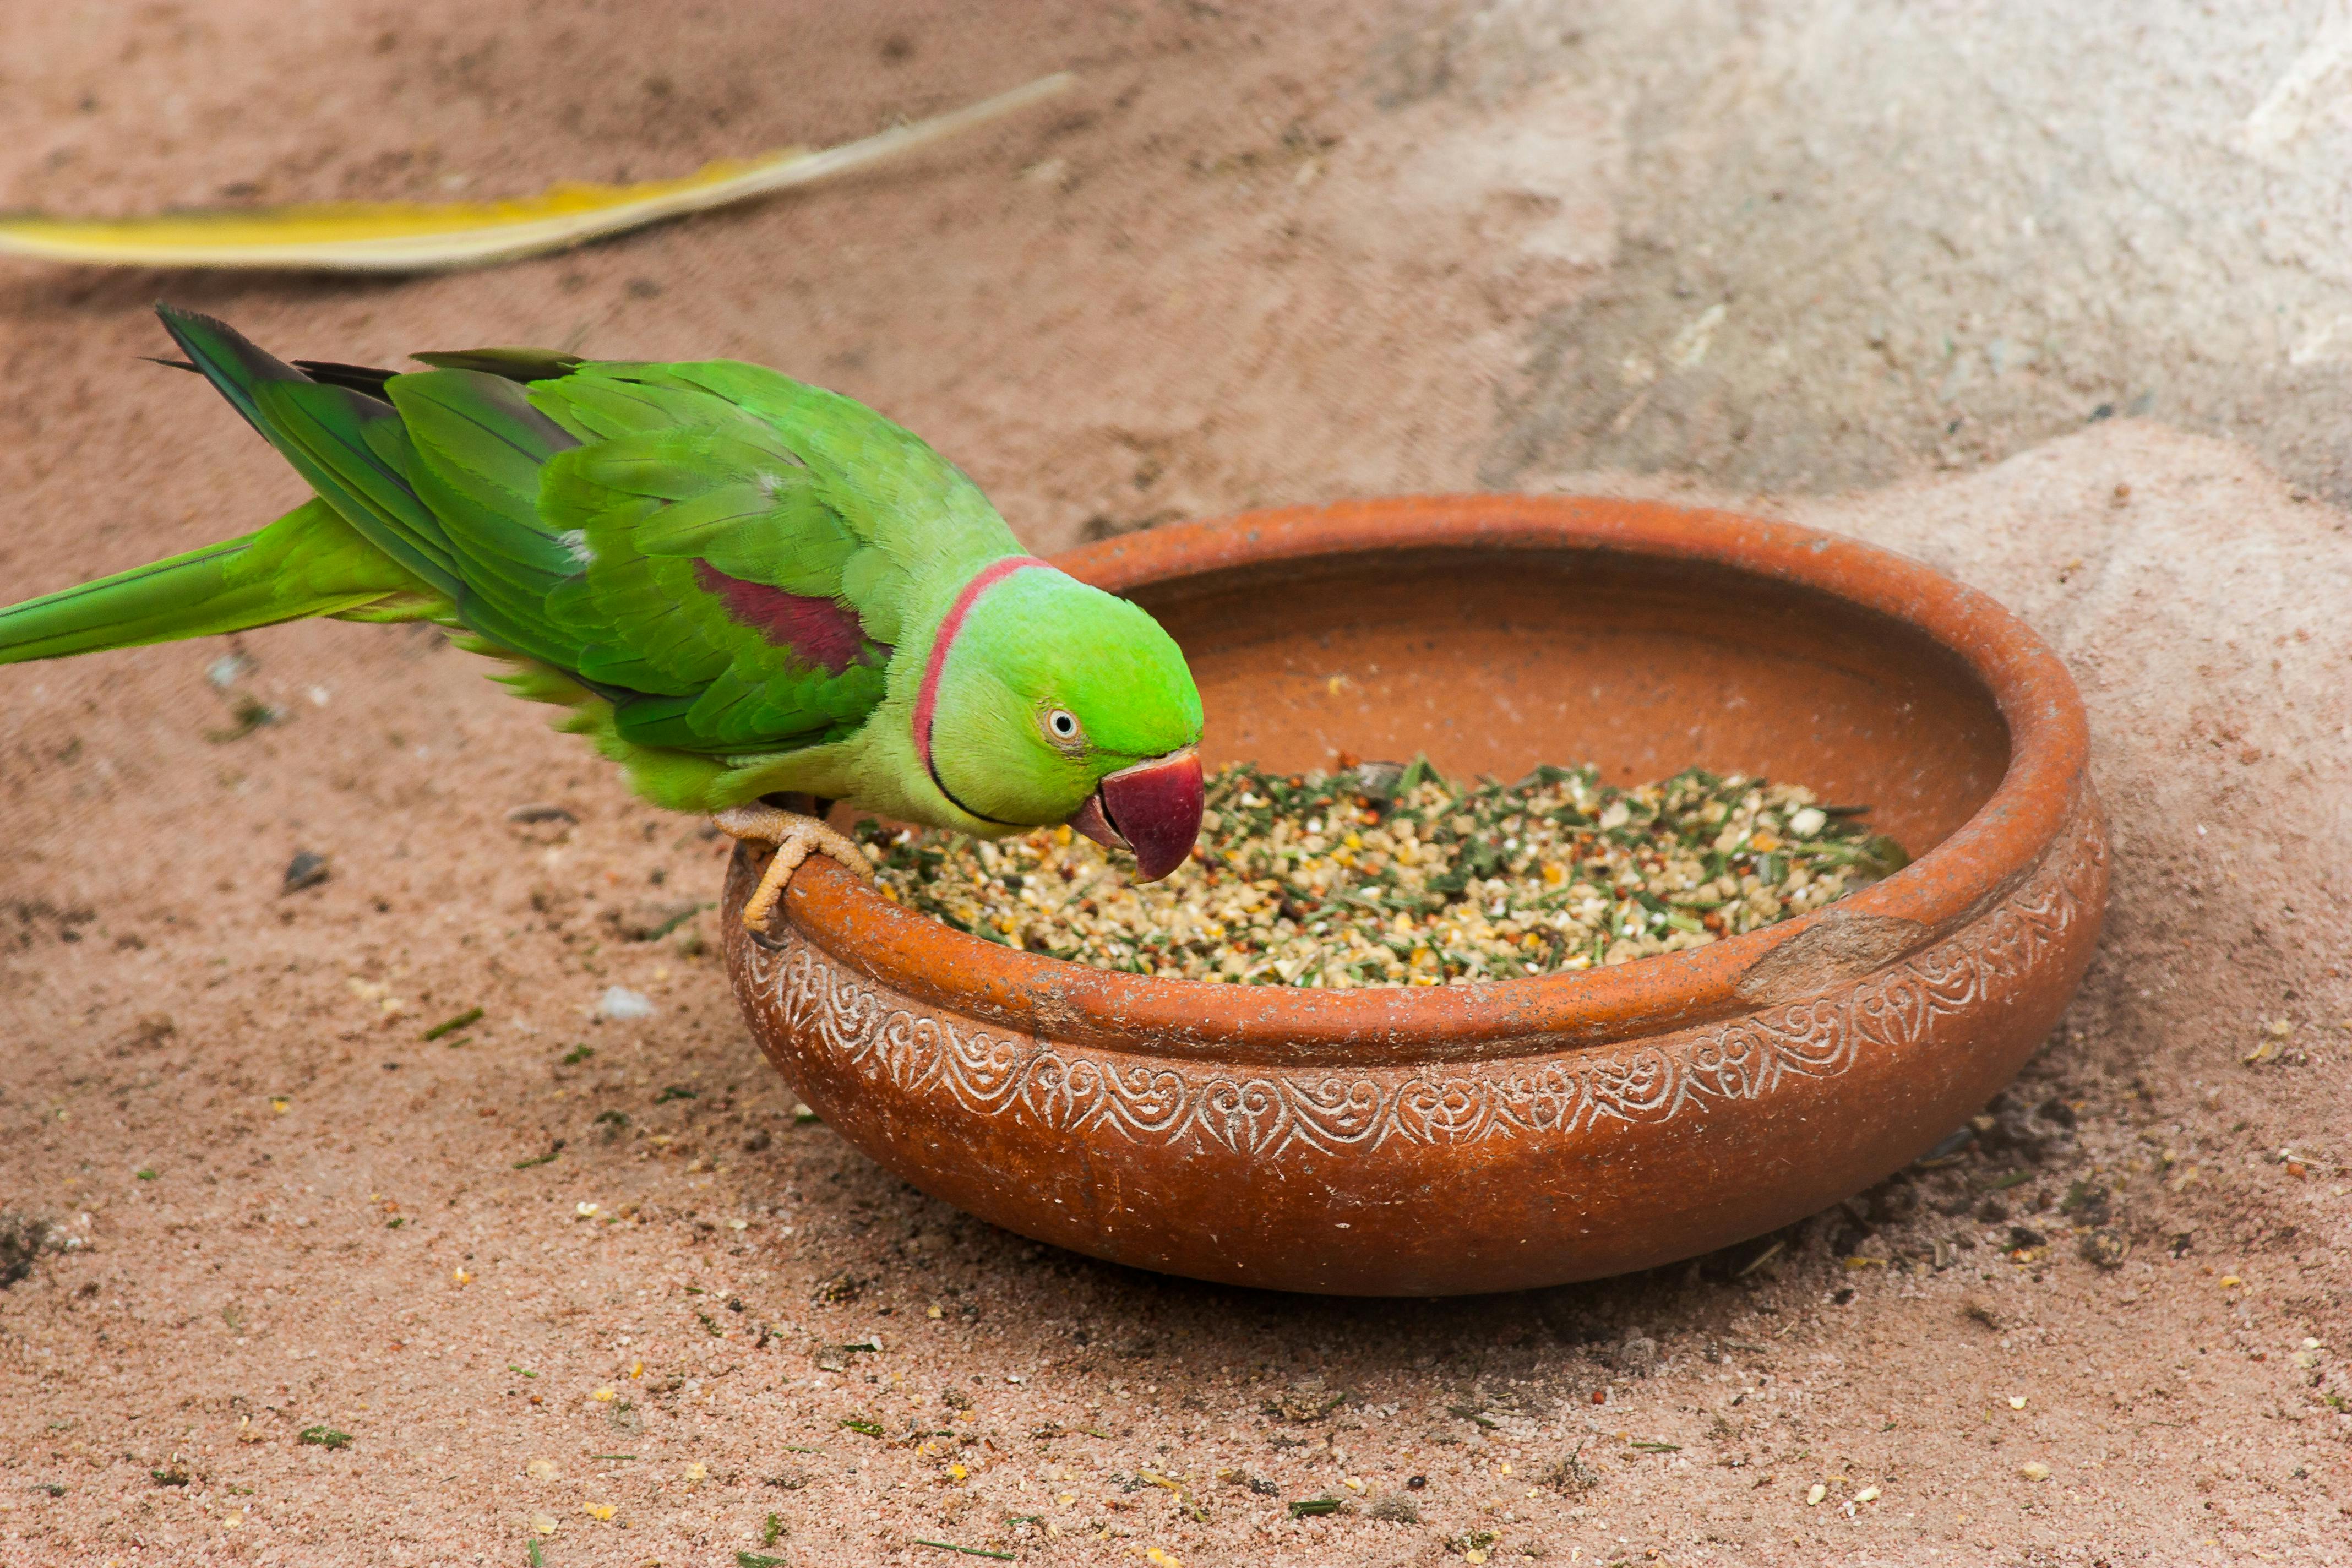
(1044, 708, 1083, 746)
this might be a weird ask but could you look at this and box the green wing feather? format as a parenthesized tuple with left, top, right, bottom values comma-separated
(378, 368, 592, 673)
(530, 410, 891, 750)
(158, 307, 463, 597)
(512, 360, 1020, 752)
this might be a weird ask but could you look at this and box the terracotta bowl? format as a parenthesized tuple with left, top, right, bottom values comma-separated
(722, 497, 2107, 1296)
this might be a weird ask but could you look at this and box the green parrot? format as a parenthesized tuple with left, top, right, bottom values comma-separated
(0, 306, 1206, 929)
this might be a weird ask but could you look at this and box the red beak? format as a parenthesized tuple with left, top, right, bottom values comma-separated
(1066, 749, 1203, 881)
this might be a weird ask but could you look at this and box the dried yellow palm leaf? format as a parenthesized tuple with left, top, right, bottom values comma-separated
(0, 73, 1071, 273)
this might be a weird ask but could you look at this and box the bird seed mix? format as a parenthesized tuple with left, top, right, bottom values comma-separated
(857, 759, 1910, 988)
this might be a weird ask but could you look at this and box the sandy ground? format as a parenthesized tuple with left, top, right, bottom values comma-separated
(3, 3, 2351, 1565)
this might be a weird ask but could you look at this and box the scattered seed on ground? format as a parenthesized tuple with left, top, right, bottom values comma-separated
(863, 759, 1906, 987)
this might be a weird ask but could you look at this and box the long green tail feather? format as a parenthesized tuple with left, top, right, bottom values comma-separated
(0, 497, 447, 665)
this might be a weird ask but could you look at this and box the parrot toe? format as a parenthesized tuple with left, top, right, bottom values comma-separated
(714, 801, 873, 931)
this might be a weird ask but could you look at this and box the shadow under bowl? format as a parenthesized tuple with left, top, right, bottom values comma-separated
(722, 496, 2107, 1295)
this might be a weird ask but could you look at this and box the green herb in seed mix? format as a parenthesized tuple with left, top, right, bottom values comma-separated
(856, 759, 1909, 988)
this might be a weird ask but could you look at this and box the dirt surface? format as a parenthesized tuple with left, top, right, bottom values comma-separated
(3, 3, 2350, 1564)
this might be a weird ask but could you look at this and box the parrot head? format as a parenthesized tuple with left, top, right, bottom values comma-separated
(922, 564, 1205, 880)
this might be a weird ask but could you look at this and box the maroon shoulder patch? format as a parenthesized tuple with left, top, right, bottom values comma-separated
(693, 561, 874, 676)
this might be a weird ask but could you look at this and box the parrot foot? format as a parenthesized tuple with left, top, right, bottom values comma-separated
(712, 803, 873, 932)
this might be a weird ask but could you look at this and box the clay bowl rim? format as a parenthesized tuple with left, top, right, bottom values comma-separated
(761, 494, 2088, 1064)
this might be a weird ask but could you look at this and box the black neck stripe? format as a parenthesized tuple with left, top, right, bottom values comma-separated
(927, 753, 1027, 829)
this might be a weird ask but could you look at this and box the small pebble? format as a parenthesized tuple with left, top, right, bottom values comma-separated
(597, 986, 656, 1020)
(2019, 1462, 2050, 1482)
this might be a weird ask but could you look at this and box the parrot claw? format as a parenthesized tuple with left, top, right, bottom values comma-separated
(713, 803, 873, 932)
